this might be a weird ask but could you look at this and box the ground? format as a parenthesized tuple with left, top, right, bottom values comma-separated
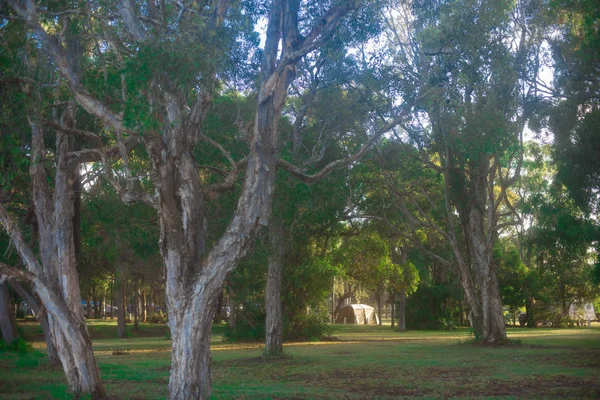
(1, 321, 599, 399)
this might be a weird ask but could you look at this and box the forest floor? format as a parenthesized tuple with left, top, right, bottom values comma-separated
(1, 321, 599, 399)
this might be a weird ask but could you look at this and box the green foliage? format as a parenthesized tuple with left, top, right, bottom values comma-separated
(285, 305, 332, 342)
(0, 336, 33, 354)
(223, 318, 265, 343)
(495, 241, 528, 316)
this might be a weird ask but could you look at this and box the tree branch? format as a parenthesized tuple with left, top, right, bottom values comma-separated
(7, 0, 136, 135)
(277, 100, 420, 183)
(41, 118, 103, 145)
(120, 0, 146, 42)
(0, 204, 43, 275)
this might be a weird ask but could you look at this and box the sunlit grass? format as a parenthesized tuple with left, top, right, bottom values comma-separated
(2, 321, 599, 399)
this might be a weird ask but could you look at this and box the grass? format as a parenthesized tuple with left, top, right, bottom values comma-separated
(1, 321, 599, 399)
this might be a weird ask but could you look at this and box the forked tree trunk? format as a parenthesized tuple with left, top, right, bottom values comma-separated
(264, 221, 284, 358)
(466, 203, 506, 343)
(0, 123, 106, 397)
(0, 282, 18, 343)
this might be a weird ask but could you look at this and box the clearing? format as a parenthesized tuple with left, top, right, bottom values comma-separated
(1, 322, 599, 399)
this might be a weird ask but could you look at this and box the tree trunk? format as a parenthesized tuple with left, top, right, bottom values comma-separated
(86, 295, 93, 319)
(376, 288, 383, 325)
(525, 297, 535, 328)
(228, 290, 237, 332)
(0, 122, 106, 397)
(141, 289, 147, 323)
(115, 268, 126, 338)
(10, 280, 61, 367)
(264, 221, 284, 358)
(167, 276, 223, 400)
(37, 310, 60, 367)
(466, 203, 506, 343)
(133, 286, 140, 331)
(0, 282, 18, 343)
(390, 293, 395, 329)
(397, 288, 407, 332)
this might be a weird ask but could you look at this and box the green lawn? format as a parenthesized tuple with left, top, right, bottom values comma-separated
(2, 321, 599, 399)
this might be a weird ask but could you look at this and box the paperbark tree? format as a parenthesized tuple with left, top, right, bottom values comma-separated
(0, 115, 107, 397)
(264, 220, 284, 358)
(5, 0, 414, 396)
(378, 0, 542, 343)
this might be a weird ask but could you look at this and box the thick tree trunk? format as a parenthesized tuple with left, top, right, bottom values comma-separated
(5, 124, 106, 397)
(525, 297, 535, 328)
(264, 221, 284, 358)
(0, 282, 18, 343)
(397, 288, 407, 332)
(467, 205, 506, 343)
(167, 280, 222, 400)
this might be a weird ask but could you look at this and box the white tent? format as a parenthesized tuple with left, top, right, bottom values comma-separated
(336, 304, 379, 325)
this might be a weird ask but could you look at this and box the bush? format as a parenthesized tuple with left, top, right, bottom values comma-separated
(148, 313, 168, 324)
(222, 317, 265, 343)
(285, 305, 331, 341)
(0, 337, 33, 353)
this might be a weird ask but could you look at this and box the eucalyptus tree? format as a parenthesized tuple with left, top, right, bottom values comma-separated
(543, 0, 600, 215)
(3, 0, 410, 397)
(264, 46, 384, 355)
(0, 15, 108, 395)
(378, 0, 543, 343)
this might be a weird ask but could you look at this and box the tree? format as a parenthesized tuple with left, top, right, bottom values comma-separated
(495, 241, 527, 326)
(0, 282, 18, 343)
(542, 0, 600, 214)
(378, 0, 542, 343)
(3, 1, 402, 398)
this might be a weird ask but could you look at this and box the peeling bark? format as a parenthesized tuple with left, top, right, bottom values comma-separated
(264, 221, 284, 358)
(0, 118, 106, 397)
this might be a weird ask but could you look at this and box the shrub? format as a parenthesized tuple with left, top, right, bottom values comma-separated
(285, 305, 331, 341)
(148, 313, 168, 324)
(222, 318, 265, 343)
(0, 337, 33, 353)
